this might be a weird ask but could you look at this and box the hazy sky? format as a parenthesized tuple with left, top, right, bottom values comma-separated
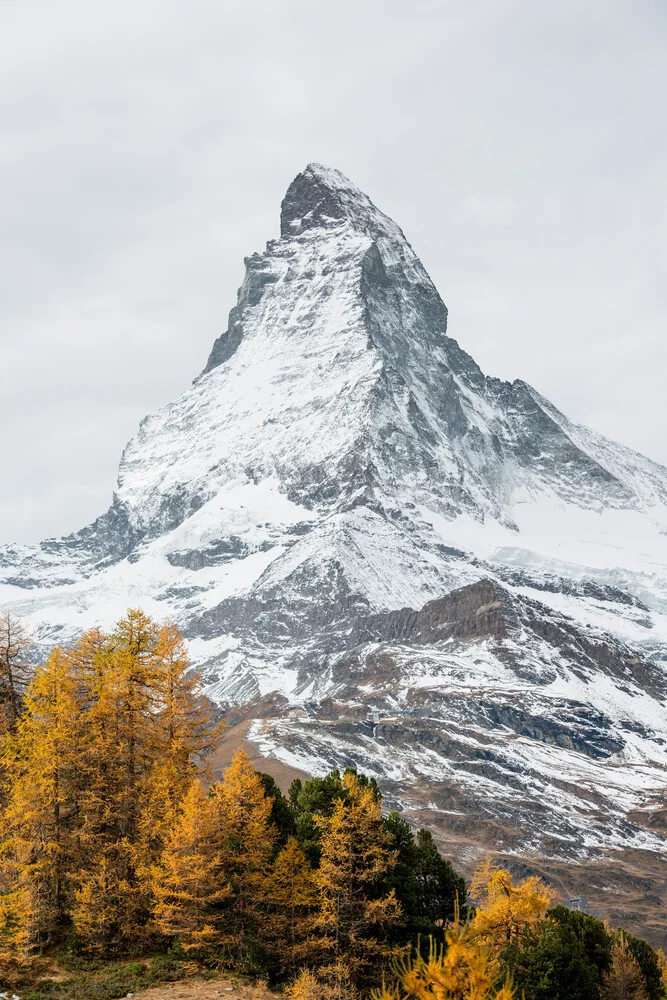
(2, 0, 666, 544)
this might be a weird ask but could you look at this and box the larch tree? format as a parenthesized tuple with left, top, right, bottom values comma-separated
(264, 835, 319, 977)
(0, 611, 32, 732)
(0, 646, 84, 954)
(70, 616, 157, 952)
(314, 770, 403, 989)
(602, 935, 650, 1000)
(209, 749, 277, 968)
(140, 623, 222, 857)
(470, 861, 555, 954)
(373, 913, 516, 1000)
(68, 611, 221, 954)
(151, 779, 230, 954)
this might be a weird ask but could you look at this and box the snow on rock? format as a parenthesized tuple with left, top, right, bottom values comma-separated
(1, 162, 667, 867)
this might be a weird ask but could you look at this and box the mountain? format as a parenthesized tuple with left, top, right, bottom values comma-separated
(2, 163, 667, 941)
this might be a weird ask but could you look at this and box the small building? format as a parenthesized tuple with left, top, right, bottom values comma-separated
(566, 896, 588, 912)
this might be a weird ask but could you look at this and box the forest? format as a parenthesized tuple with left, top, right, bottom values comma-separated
(0, 608, 665, 1000)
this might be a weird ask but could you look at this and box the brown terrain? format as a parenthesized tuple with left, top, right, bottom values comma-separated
(128, 979, 274, 1000)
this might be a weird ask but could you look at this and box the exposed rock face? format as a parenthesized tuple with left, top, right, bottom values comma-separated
(1, 163, 667, 939)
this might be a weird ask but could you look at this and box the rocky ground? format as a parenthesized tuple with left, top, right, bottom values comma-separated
(127, 979, 273, 1000)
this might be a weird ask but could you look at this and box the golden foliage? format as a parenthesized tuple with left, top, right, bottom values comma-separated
(152, 779, 230, 952)
(469, 860, 555, 952)
(602, 934, 649, 1000)
(0, 646, 84, 955)
(314, 771, 402, 987)
(372, 903, 515, 1000)
(656, 947, 667, 993)
(209, 749, 277, 965)
(371, 862, 553, 1000)
(0, 610, 223, 961)
(264, 836, 319, 975)
(286, 962, 359, 999)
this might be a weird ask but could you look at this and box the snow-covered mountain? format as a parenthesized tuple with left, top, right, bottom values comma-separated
(2, 163, 667, 936)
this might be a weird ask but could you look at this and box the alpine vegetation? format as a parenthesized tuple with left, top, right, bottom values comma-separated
(1, 614, 665, 1000)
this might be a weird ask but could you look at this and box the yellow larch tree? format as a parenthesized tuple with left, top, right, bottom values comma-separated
(69, 611, 221, 953)
(602, 934, 649, 1000)
(372, 861, 552, 1000)
(469, 860, 555, 953)
(69, 613, 158, 952)
(209, 749, 277, 968)
(314, 770, 403, 989)
(264, 835, 319, 977)
(151, 779, 230, 953)
(656, 948, 667, 995)
(0, 646, 84, 957)
(372, 907, 515, 1000)
(139, 623, 223, 859)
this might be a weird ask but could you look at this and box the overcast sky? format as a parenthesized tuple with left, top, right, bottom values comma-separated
(1, 0, 666, 544)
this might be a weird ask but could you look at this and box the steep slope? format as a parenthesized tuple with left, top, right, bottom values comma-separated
(1, 164, 667, 937)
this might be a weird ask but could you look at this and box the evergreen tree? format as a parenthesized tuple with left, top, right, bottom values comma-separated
(258, 773, 296, 847)
(382, 813, 466, 943)
(289, 769, 349, 866)
(506, 917, 604, 1000)
(414, 829, 466, 926)
(622, 932, 665, 1000)
(548, 905, 612, 976)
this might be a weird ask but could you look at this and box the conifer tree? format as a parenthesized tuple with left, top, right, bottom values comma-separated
(210, 750, 277, 968)
(314, 771, 402, 988)
(470, 861, 555, 953)
(0, 647, 83, 952)
(656, 948, 667, 994)
(372, 908, 515, 1000)
(265, 836, 319, 976)
(69, 611, 221, 953)
(69, 616, 157, 952)
(141, 624, 222, 854)
(602, 935, 650, 1000)
(0, 611, 32, 732)
(152, 780, 230, 953)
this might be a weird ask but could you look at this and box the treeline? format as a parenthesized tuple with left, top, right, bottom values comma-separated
(0, 610, 666, 1000)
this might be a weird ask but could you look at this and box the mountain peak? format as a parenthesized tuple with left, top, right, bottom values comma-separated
(279, 162, 404, 245)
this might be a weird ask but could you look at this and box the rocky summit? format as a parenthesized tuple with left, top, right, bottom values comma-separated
(2, 164, 667, 941)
